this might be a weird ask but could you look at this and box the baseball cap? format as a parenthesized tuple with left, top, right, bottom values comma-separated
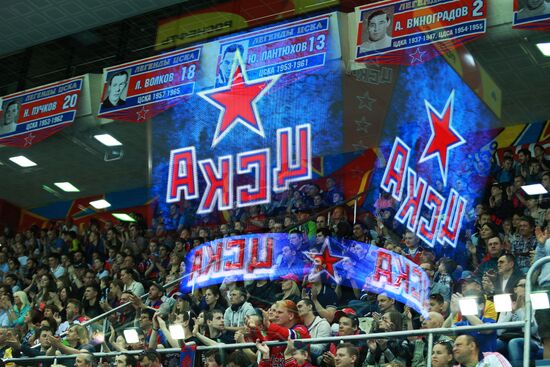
(334, 307, 357, 321)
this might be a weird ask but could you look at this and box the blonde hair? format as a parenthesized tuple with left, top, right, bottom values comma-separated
(70, 325, 90, 344)
(13, 291, 30, 309)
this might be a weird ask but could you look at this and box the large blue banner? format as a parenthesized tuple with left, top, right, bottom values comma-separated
(151, 13, 343, 216)
(180, 233, 430, 316)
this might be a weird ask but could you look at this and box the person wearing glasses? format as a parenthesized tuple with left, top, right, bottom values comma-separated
(496, 277, 542, 367)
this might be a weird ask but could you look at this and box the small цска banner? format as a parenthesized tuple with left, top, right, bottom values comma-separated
(354, 0, 486, 65)
(180, 233, 430, 316)
(512, 0, 550, 30)
(97, 46, 201, 122)
(0, 77, 83, 148)
(215, 14, 330, 85)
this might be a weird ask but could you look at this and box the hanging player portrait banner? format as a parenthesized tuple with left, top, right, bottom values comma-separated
(0, 77, 83, 148)
(97, 46, 201, 122)
(180, 233, 430, 316)
(512, 0, 550, 30)
(214, 14, 332, 85)
(154, 13, 343, 216)
(354, 0, 486, 65)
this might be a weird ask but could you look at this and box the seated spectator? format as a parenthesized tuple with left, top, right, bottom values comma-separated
(47, 324, 94, 355)
(120, 268, 145, 297)
(56, 298, 88, 336)
(482, 253, 522, 296)
(139, 349, 161, 367)
(224, 287, 256, 332)
(402, 231, 423, 265)
(297, 298, 331, 360)
(474, 236, 506, 279)
(74, 353, 97, 367)
(510, 216, 537, 274)
(365, 310, 410, 366)
(431, 340, 455, 367)
(193, 308, 234, 345)
(247, 279, 280, 309)
(304, 264, 338, 323)
(254, 300, 310, 367)
(453, 335, 511, 367)
(410, 312, 452, 367)
(444, 290, 497, 353)
(7, 290, 31, 327)
(497, 277, 542, 367)
(82, 284, 102, 318)
(320, 309, 365, 366)
(114, 353, 137, 367)
(275, 274, 301, 304)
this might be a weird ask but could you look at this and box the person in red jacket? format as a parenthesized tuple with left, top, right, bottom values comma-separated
(257, 338, 315, 367)
(254, 300, 311, 367)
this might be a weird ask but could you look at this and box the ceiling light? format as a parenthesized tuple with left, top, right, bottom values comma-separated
(94, 133, 122, 146)
(9, 156, 37, 167)
(458, 298, 479, 316)
(54, 182, 80, 192)
(112, 213, 136, 222)
(536, 42, 550, 57)
(521, 184, 548, 195)
(90, 199, 111, 209)
(531, 292, 550, 310)
(494, 294, 512, 313)
(169, 324, 185, 339)
(122, 329, 139, 344)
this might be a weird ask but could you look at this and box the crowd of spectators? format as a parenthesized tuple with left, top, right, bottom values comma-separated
(0, 145, 548, 367)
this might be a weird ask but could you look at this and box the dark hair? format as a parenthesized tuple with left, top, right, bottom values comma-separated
(518, 148, 531, 157)
(140, 348, 160, 362)
(367, 10, 390, 23)
(223, 43, 244, 57)
(205, 309, 224, 322)
(122, 354, 137, 366)
(339, 314, 359, 328)
(225, 350, 249, 367)
(204, 350, 222, 365)
(316, 227, 331, 237)
(109, 71, 128, 85)
(429, 293, 445, 304)
(500, 252, 516, 265)
(519, 216, 536, 228)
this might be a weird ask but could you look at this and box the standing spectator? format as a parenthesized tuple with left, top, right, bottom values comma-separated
(534, 226, 550, 359)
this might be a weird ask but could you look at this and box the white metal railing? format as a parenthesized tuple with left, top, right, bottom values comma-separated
(3, 321, 525, 365)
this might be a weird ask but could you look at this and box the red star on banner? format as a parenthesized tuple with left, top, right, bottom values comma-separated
(136, 106, 150, 121)
(409, 48, 427, 64)
(24, 133, 36, 147)
(419, 90, 465, 186)
(304, 240, 345, 281)
(198, 51, 278, 147)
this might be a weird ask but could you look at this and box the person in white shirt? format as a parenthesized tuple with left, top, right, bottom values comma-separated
(360, 9, 393, 52)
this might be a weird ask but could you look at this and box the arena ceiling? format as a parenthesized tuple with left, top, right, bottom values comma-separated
(0, 0, 549, 210)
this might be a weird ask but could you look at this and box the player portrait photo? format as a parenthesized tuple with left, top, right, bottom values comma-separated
(101, 69, 130, 109)
(517, 0, 550, 19)
(359, 7, 394, 53)
(215, 43, 247, 87)
(0, 100, 20, 134)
